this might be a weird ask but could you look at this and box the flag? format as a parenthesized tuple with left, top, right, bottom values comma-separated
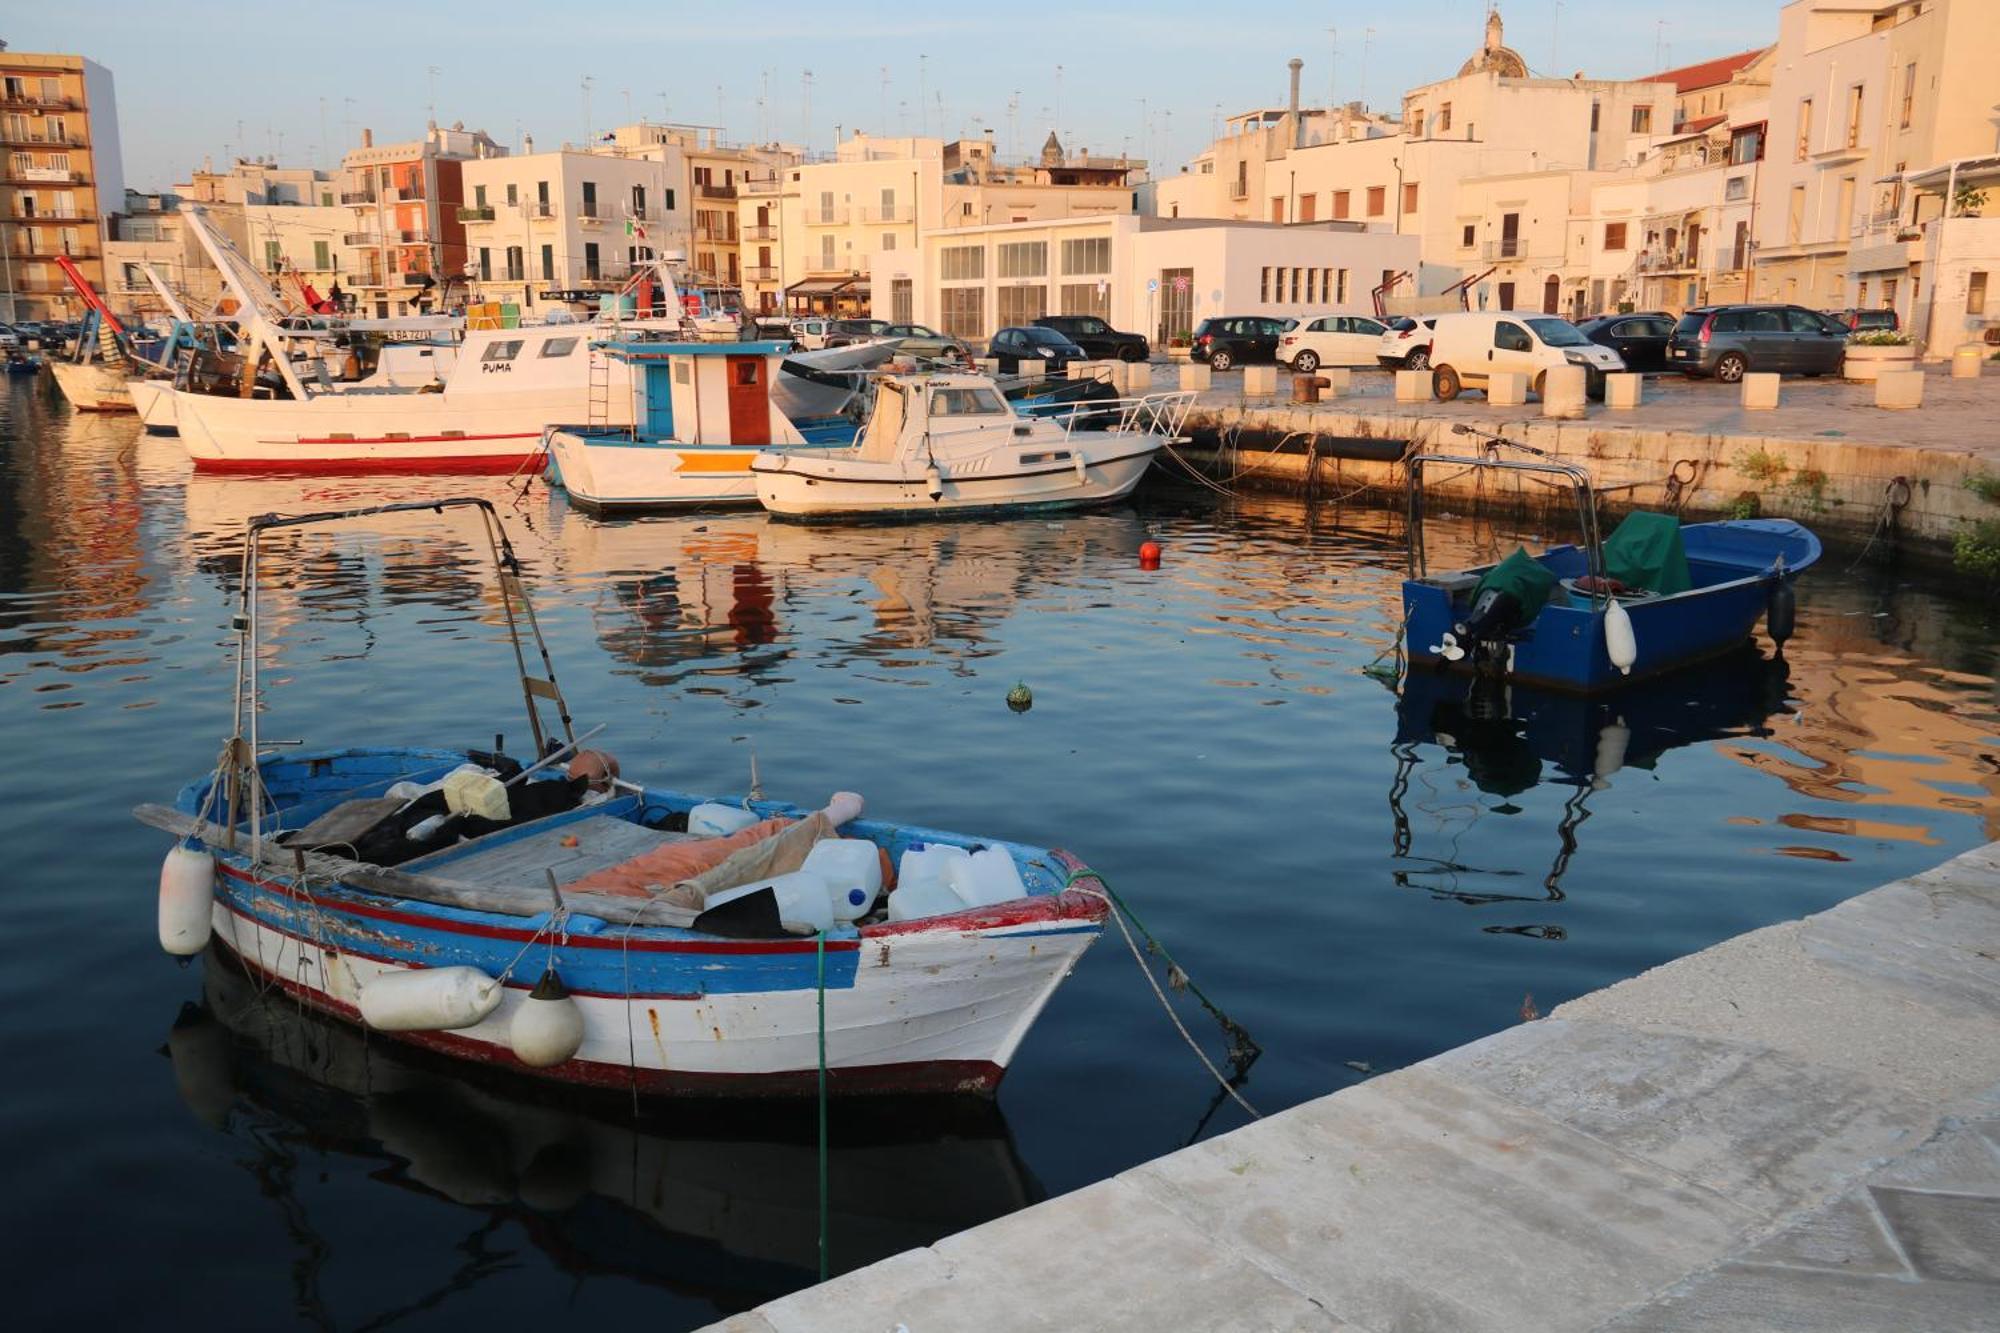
(625, 218, 647, 241)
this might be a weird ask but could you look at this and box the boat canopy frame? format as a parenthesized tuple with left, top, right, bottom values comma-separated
(1405, 424, 1607, 590)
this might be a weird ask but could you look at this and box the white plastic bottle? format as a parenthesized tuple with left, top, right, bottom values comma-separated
(804, 839, 885, 921)
(706, 870, 835, 935)
(948, 847, 1029, 908)
(688, 802, 761, 838)
(887, 844, 971, 922)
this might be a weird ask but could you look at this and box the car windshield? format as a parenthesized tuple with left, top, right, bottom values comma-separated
(1022, 328, 1071, 346)
(1526, 318, 1590, 347)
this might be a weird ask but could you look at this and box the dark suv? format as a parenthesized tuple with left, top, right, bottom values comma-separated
(1033, 315, 1150, 362)
(988, 325, 1085, 374)
(1667, 305, 1849, 381)
(1190, 316, 1289, 371)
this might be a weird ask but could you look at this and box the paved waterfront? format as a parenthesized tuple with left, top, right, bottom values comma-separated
(711, 839, 2000, 1331)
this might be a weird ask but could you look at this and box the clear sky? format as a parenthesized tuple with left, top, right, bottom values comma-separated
(12, 0, 1784, 189)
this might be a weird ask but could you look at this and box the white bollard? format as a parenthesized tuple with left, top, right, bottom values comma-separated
(1179, 362, 1212, 392)
(1487, 371, 1529, 407)
(1874, 367, 1925, 410)
(1321, 368, 1353, 397)
(1604, 373, 1643, 410)
(1395, 369, 1429, 402)
(1541, 365, 1589, 419)
(1741, 372, 1780, 410)
(1953, 345, 1985, 379)
(1242, 364, 1278, 396)
(975, 358, 1002, 376)
(1123, 360, 1154, 395)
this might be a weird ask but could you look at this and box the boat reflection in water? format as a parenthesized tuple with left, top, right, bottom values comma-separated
(1388, 649, 1793, 935)
(165, 954, 1041, 1316)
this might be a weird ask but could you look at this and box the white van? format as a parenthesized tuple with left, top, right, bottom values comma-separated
(1426, 312, 1624, 401)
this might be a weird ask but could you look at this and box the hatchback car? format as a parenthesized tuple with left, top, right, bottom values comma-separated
(988, 325, 1085, 374)
(1279, 313, 1389, 372)
(1668, 305, 1849, 381)
(823, 318, 895, 348)
(1377, 316, 1436, 370)
(883, 323, 972, 361)
(1578, 313, 1676, 373)
(1190, 316, 1290, 371)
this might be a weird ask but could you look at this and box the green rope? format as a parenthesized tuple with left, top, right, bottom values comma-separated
(1061, 866, 1262, 1069)
(815, 927, 829, 1283)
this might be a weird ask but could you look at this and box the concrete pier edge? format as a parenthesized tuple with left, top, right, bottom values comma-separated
(708, 839, 2000, 1332)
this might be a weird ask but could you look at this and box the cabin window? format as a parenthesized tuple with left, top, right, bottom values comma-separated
(930, 386, 1007, 416)
(482, 340, 524, 362)
(736, 362, 759, 385)
(675, 361, 692, 384)
(539, 337, 579, 358)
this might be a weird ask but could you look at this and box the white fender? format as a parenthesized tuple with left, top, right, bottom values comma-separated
(158, 845, 216, 956)
(1603, 598, 1637, 675)
(924, 464, 943, 501)
(509, 970, 585, 1068)
(358, 965, 502, 1032)
(1073, 451, 1090, 485)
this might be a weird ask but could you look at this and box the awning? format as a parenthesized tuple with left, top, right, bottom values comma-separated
(785, 276, 868, 296)
(1904, 155, 2000, 189)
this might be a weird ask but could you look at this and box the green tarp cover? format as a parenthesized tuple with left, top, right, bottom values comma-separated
(1603, 511, 1692, 595)
(1473, 546, 1559, 622)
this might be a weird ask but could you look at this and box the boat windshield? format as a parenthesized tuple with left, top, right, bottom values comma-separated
(930, 386, 1008, 417)
(1526, 318, 1590, 348)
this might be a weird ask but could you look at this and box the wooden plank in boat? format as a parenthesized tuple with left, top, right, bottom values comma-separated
(437, 814, 687, 888)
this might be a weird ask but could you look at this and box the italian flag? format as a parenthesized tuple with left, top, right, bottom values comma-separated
(625, 218, 648, 241)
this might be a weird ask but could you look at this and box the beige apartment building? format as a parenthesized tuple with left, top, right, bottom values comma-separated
(1, 51, 123, 321)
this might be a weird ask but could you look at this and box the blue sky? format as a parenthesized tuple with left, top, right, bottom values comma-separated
(17, 0, 1784, 189)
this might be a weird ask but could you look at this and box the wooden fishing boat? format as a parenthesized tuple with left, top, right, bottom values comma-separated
(137, 498, 1106, 1097)
(1402, 426, 1820, 692)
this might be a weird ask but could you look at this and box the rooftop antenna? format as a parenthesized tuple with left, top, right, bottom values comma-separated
(1139, 96, 1148, 167)
(1551, 0, 1563, 79)
(1326, 26, 1338, 110)
(426, 65, 441, 130)
(1007, 90, 1020, 158)
(879, 65, 890, 135)
(1655, 18, 1669, 73)
(318, 97, 330, 172)
(580, 75, 594, 145)
(1055, 64, 1065, 130)
(657, 91, 669, 126)
(1361, 29, 1375, 110)
(917, 54, 928, 136)
(715, 84, 725, 139)
(802, 69, 814, 155)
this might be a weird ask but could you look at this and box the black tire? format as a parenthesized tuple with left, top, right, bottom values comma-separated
(1118, 343, 1146, 362)
(1209, 348, 1235, 372)
(1433, 366, 1462, 401)
(1293, 349, 1320, 374)
(1407, 348, 1430, 371)
(1714, 352, 1748, 383)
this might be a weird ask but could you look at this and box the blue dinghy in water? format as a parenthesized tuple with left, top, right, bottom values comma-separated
(1403, 427, 1820, 692)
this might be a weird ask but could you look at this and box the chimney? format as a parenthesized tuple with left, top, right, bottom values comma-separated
(361, 127, 373, 148)
(1287, 58, 1304, 151)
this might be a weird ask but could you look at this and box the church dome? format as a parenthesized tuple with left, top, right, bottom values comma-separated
(1459, 6, 1529, 78)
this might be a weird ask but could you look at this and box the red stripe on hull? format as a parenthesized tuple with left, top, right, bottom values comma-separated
(191, 451, 545, 476)
(222, 940, 1005, 1098)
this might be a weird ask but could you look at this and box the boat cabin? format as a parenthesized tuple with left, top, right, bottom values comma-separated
(854, 373, 1033, 463)
(595, 339, 804, 446)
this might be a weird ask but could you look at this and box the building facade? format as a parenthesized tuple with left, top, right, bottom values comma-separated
(1, 51, 123, 321)
(339, 123, 505, 317)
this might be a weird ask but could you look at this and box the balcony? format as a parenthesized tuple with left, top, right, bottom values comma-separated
(342, 231, 380, 246)
(743, 224, 777, 241)
(344, 272, 385, 288)
(339, 190, 376, 205)
(2, 168, 85, 185)
(805, 207, 849, 226)
(13, 210, 90, 223)
(0, 94, 75, 111)
(1636, 251, 1701, 274)
(577, 209, 604, 226)
(697, 182, 738, 200)
(529, 202, 554, 219)
(742, 175, 782, 196)
(743, 265, 780, 282)
(11, 243, 98, 261)
(859, 206, 912, 223)
(0, 130, 87, 148)
(396, 229, 425, 244)
(457, 205, 495, 222)
(1228, 182, 1249, 200)
(501, 267, 526, 283)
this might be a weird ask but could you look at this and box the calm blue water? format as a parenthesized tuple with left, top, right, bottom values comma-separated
(3, 374, 1996, 1328)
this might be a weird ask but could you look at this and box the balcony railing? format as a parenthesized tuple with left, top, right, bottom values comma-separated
(743, 224, 777, 241)
(742, 176, 782, 195)
(578, 209, 603, 225)
(395, 229, 425, 244)
(0, 130, 88, 148)
(344, 272, 384, 288)
(805, 207, 848, 226)
(859, 206, 912, 223)
(457, 205, 495, 222)
(2, 169, 85, 184)
(1482, 239, 1525, 261)
(0, 94, 76, 111)
(742, 265, 780, 282)
(1636, 251, 1701, 274)
(342, 231, 380, 246)
(697, 182, 738, 199)
(1228, 182, 1249, 200)
(529, 202, 554, 218)
(502, 267, 525, 282)
(339, 190, 376, 205)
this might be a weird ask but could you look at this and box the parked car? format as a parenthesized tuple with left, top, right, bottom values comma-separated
(1032, 315, 1150, 362)
(1377, 316, 1436, 370)
(11, 321, 50, 346)
(788, 318, 833, 350)
(0, 325, 18, 349)
(1667, 305, 1850, 381)
(1278, 313, 1390, 372)
(882, 323, 973, 361)
(1577, 313, 1676, 373)
(1190, 316, 1290, 371)
(1830, 307, 1900, 333)
(988, 325, 1086, 374)
(823, 318, 896, 348)
(1427, 312, 1624, 401)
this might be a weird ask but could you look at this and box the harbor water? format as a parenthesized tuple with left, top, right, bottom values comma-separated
(3, 377, 1996, 1328)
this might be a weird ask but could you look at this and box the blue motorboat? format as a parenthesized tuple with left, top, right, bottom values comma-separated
(1402, 426, 1820, 693)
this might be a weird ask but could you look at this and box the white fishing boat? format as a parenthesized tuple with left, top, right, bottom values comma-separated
(751, 373, 1195, 521)
(542, 338, 830, 513)
(50, 358, 134, 412)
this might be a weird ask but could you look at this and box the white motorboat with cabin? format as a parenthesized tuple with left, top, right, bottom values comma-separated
(750, 372, 1195, 521)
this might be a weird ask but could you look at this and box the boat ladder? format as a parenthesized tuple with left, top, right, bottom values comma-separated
(585, 346, 611, 431)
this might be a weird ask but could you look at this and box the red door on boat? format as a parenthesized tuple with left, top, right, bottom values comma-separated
(726, 356, 768, 444)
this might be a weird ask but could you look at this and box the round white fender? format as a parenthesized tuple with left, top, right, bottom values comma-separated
(158, 845, 216, 956)
(509, 969, 585, 1068)
(924, 464, 943, 501)
(1603, 598, 1637, 675)
(358, 965, 502, 1032)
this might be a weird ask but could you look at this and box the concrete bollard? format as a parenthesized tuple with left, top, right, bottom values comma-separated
(1066, 362, 1097, 380)
(1395, 369, 1429, 402)
(1321, 368, 1353, 397)
(1179, 362, 1212, 392)
(1125, 360, 1154, 396)
(1604, 372, 1644, 410)
(976, 358, 1002, 377)
(1953, 345, 1985, 379)
(1292, 375, 1327, 404)
(1741, 372, 1780, 410)
(1541, 365, 1589, 419)
(1875, 367, 1925, 410)
(1242, 365, 1278, 396)
(1487, 371, 1529, 407)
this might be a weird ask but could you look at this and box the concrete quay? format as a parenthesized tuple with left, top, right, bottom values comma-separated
(1142, 364, 2000, 559)
(709, 840, 2000, 1332)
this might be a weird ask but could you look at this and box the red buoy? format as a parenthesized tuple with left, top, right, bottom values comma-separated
(1139, 540, 1162, 568)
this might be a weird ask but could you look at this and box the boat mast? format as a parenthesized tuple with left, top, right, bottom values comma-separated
(177, 203, 313, 401)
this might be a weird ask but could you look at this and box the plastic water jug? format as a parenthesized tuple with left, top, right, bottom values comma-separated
(887, 844, 970, 923)
(706, 870, 834, 935)
(804, 839, 884, 921)
(948, 847, 1028, 908)
(689, 802, 760, 838)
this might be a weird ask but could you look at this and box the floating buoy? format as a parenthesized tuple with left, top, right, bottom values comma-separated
(1603, 598, 1637, 675)
(509, 968, 585, 1068)
(1139, 540, 1162, 568)
(158, 845, 216, 956)
(925, 464, 943, 501)
(1006, 681, 1033, 713)
(358, 965, 502, 1032)
(1767, 580, 1796, 649)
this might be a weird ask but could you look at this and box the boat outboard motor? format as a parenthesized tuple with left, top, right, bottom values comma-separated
(1453, 587, 1529, 671)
